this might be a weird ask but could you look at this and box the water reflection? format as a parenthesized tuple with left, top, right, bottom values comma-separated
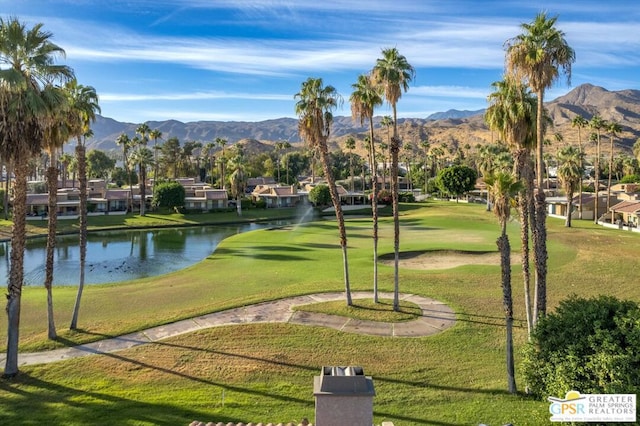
(0, 222, 286, 286)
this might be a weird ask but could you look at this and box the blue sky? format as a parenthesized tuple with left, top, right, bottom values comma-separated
(2, 0, 639, 124)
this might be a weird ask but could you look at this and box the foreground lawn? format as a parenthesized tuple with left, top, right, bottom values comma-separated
(1, 201, 639, 425)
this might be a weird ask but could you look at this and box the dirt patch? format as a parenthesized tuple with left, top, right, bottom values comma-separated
(379, 250, 510, 270)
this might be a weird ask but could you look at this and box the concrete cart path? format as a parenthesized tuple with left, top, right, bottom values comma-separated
(2, 292, 456, 367)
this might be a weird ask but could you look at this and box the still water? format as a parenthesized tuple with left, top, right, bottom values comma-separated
(0, 222, 287, 286)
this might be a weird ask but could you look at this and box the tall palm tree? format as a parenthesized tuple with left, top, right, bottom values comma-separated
(0, 17, 74, 377)
(606, 121, 622, 210)
(556, 145, 584, 228)
(571, 115, 588, 218)
(136, 122, 150, 146)
(485, 171, 522, 394)
(295, 77, 352, 306)
(66, 80, 100, 331)
(215, 137, 227, 189)
(42, 87, 70, 340)
(115, 133, 133, 209)
(350, 73, 383, 302)
(485, 76, 537, 336)
(129, 146, 153, 216)
(345, 136, 356, 192)
(149, 128, 162, 191)
(589, 114, 605, 224)
(419, 138, 430, 194)
(372, 47, 415, 311)
(505, 12, 575, 319)
(229, 145, 247, 216)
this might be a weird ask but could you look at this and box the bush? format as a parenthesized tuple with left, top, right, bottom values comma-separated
(309, 185, 331, 207)
(377, 189, 391, 204)
(522, 295, 640, 399)
(153, 181, 185, 209)
(254, 198, 266, 209)
(620, 174, 640, 184)
(399, 192, 415, 202)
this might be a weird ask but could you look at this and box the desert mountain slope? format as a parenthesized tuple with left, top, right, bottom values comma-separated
(88, 84, 640, 154)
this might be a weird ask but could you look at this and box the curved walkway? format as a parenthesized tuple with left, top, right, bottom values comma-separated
(4, 292, 456, 368)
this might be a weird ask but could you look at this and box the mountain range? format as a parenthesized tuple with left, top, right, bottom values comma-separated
(87, 84, 640, 155)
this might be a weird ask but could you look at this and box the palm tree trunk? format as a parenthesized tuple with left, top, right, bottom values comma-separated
(391, 107, 401, 312)
(594, 139, 600, 224)
(3, 161, 10, 220)
(607, 136, 614, 211)
(70, 144, 87, 330)
(318, 140, 352, 306)
(45, 166, 58, 340)
(4, 160, 29, 377)
(139, 165, 146, 216)
(565, 195, 573, 228)
(369, 116, 379, 303)
(516, 149, 533, 338)
(497, 230, 516, 394)
(533, 90, 548, 322)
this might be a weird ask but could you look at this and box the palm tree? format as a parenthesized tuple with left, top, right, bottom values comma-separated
(149, 128, 162, 191)
(215, 137, 227, 189)
(295, 77, 352, 306)
(606, 121, 622, 210)
(372, 47, 415, 311)
(229, 145, 247, 216)
(42, 87, 70, 340)
(115, 133, 133, 209)
(345, 136, 356, 192)
(66, 80, 100, 331)
(274, 140, 286, 184)
(350, 73, 383, 302)
(419, 138, 430, 194)
(589, 114, 605, 224)
(129, 146, 154, 216)
(0, 17, 74, 377)
(485, 76, 537, 336)
(556, 146, 584, 228)
(571, 115, 588, 218)
(485, 171, 522, 394)
(59, 152, 73, 188)
(505, 12, 575, 319)
(136, 122, 150, 146)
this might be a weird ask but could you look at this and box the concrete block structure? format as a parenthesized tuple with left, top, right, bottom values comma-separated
(313, 366, 375, 426)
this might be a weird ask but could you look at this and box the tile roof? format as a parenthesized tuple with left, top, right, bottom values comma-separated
(610, 200, 640, 213)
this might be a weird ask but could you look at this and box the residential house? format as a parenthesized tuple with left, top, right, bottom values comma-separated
(252, 184, 302, 208)
(607, 200, 640, 229)
(547, 193, 613, 222)
(26, 188, 80, 220)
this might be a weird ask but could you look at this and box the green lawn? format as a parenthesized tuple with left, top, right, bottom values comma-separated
(1, 201, 638, 425)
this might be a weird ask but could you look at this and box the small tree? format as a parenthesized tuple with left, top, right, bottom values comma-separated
(153, 181, 185, 210)
(436, 165, 477, 201)
(309, 184, 331, 207)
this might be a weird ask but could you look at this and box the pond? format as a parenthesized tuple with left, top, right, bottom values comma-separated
(0, 221, 290, 286)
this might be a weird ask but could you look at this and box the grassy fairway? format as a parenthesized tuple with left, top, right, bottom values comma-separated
(1, 201, 638, 425)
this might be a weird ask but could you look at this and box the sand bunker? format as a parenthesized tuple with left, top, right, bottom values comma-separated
(380, 250, 509, 270)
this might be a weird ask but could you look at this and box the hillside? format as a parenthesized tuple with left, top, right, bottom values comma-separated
(87, 84, 640, 156)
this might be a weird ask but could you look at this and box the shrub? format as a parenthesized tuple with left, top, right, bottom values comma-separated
(620, 174, 640, 184)
(522, 295, 640, 399)
(254, 198, 266, 209)
(153, 181, 185, 209)
(309, 185, 331, 207)
(399, 192, 415, 202)
(377, 189, 391, 204)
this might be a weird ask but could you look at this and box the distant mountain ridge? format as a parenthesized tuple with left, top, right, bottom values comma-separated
(87, 84, 640, 153)
(426, 109, 485, 120)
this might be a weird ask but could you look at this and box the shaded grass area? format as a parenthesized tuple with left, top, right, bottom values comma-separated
(1, 201, 639, 425)
(293, 298, 423, 322)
